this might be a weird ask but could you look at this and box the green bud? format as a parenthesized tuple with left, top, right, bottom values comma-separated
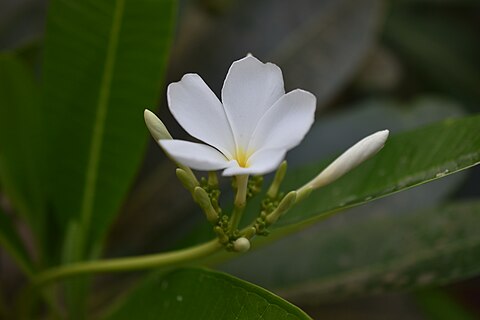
(176, 168, 198, 192)
(243, 226, 256, 239)
(267, 161, 287, 198)
(266, 191, 297, 225)
(144, 109, 172, 141)
(194, 187, 219, 223)
(214, 226, 229, 244)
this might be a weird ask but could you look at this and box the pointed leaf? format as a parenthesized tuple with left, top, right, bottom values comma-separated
(223, 200, 480, 303)
(42, 0, 176, 250)
(104, 268, 311, 320)
(0, 54, 45, 248)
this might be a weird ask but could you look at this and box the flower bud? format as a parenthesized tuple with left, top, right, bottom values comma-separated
(144, 109, 172, 141)
(265, 191, 297, 225)
(305, 130, 389, 190)
(193, 187, 218, 223)
(266, 161, 287, 199)
(176, 168, 198, 192)
(233, 237, 251, 253)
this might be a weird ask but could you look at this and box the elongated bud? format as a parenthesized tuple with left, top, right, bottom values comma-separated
(266, 191, 297, 225)
(305, 130, 389, 190)
(233, 237, 251, 252)
(176, 168, 198, 192)
(144, 109, 172, 141)
(194, 187, 219, 223)
(144, 110, 199, 188)
(214, 226, 229, 244)
(267, 161, 287, 199)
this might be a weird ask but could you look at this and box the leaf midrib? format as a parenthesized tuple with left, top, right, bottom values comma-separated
(79, 0, 126, 248)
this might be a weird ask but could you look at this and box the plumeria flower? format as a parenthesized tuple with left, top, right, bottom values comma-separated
(159, 54, 316, 176)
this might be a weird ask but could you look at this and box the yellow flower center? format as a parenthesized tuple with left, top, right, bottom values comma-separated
(236, 148, 251, 168)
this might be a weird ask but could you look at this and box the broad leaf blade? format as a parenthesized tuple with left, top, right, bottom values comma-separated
(223, 200, 480, 303)
(42, 0, 176, 250)
(104, 268, 311, 320)
(0, 54, 45, 249)
(275, 114, 480, 230)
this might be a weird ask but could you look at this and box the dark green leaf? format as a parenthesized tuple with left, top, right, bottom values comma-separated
(42, 0, 176, 252)
(0, 54, 45, 249)
(104, 268, 312, 320)
(223, 200, 480, 303)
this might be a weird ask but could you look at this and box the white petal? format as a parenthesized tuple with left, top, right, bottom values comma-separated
(159, 139, 230, 171)
(221, 55, 285, 150)
(309, 130, 390, 188)
(167, 74, 235, 158)
(247, 89, 316, 154)
(222, 148, 286, 176)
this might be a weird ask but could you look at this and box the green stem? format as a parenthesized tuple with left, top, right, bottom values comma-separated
(229, 175, 248, 233)
(33, 239, 221, 287)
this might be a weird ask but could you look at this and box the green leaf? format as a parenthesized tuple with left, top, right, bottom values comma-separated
(274, 114, 480, 230)
(0, 54, 45, 249)
(42, 0, 176, 252)
(222, 200, 480, 303)
(0, 207, 34, 277)
(103, 268, 312, 320)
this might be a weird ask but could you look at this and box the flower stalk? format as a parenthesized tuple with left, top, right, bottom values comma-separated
(229, 175, 249, 233)
(33, 239, 222, 286)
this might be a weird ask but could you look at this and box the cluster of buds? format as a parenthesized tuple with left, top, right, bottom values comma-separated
(145, 110, 388, 253)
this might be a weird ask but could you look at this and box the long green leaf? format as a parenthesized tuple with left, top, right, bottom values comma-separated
(104, 268, 312, 320)
(223, 200, 480, 303)
(42, 0, 176, 253)
(0, 53, 44, 256)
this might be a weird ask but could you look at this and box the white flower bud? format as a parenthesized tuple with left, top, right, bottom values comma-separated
(307, 130, 389, 189)
(233, 237, 251, 253)
(144, 109, 172, 141)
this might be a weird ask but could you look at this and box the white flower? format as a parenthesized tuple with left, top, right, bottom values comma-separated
(158, 55, 317, 176)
